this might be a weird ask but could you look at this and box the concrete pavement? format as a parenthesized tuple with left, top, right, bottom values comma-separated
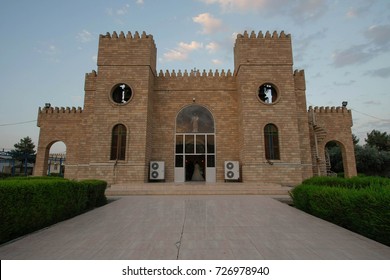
(0, 195, 389, 259)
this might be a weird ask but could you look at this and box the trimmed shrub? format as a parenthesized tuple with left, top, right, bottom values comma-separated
(291, 177, 390, 246)
(301, 176, 390, 189)
(0, 178, 107, 244)
(79, 179, 108, 209)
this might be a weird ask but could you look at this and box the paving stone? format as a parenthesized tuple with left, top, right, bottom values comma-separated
(0, 195, 389, 260)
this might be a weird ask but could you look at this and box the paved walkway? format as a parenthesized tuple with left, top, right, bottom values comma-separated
(1, 195, 389, 260)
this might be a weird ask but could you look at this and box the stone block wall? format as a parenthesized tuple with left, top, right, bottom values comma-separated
(152, 71, 238, 182)
(234, 31, 307, 185)
(309, 106, 357, 178)
(34, 107, 83, 178)
(294, 70, 313, 180)
(34, 30, 357, 185)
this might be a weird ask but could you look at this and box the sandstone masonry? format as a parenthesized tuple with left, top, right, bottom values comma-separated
(34, 30, 357, 185)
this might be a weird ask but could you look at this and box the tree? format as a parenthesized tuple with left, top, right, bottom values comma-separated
(352, 134, 359, 146)
(326, 141, 343, 173)
(352, 129, 390, 177)
(10, 136, 36, 164)
(355, 145, 385, 175)
(365, 129, 390, 151)
(323, 130, 390, 177)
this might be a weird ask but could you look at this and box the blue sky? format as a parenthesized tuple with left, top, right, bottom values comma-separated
(1, 0, 389, 153)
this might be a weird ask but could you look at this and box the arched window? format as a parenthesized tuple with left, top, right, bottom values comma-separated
(110, 124, 127, 160)
(176, 105, 214, 133)
(264, 124, 280, 160)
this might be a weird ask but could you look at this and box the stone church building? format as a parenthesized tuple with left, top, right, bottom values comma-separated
(34, 30, 357, 185)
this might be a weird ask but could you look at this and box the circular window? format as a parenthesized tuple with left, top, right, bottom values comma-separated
(258, 83, 278, 104)
(111, 83, 133, 104)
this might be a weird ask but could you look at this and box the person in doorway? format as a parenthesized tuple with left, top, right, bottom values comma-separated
(191, 161, 204, 181)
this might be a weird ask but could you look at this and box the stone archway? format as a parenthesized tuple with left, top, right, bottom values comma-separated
(322, 139, 356, 178)
(34, 140, 67, 177)
(324, 140, 345, 176)
(47, 141, 66, 176)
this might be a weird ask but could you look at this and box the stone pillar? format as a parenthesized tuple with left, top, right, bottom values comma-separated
(33, 145, 49, 176)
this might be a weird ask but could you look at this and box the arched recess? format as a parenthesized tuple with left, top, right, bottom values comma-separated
(264, 123, 280, 160)
(174, 104, 216, 183)
(316, 138, 357, 178)
(324, 140, 346, 177)
(110, 124, 127, 161)
(47, 141, 67, 176)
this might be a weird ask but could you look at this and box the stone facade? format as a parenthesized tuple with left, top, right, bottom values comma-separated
(34, 30, 357, 185)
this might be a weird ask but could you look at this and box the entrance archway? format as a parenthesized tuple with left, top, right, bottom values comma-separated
(174, 105, 216, 182)
(48, 141, 66, 176)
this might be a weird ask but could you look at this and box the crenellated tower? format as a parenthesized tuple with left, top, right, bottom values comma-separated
(234, 30, 307, 184)
(84, 31, 157, 182)
(34, 31, 158, 182)
(97, 31, 156, 71)
(234, 31, 292, 70)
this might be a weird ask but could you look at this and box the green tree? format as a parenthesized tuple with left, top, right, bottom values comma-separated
(353, 131, 390, 176)
(326, 141, 343, 173)
(352, 134, 359, 146)
(365, 129, 390, 151)
(355, 145, 384, 175)
(10, 136, 36, 163)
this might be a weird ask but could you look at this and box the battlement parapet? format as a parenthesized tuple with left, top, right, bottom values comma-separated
(85, 70, 97, 78)
(294, 69, 305, 76)
(234, 30, 293, 70)
(98, 31, 157, 69)
(308, 106, 351, 114)
(85, 70, 97, 91)
(99, 31, 154, 42)
(99, 31, 156, 50)
(236, 30, 291, 40)
(155, 69, 236, 91)
(157, 69, 233, 78)
(39, 106, 83, 114)
(37, 106, 83, 127)
(294, 69, 306, 91)
(308, 106, 354, 133)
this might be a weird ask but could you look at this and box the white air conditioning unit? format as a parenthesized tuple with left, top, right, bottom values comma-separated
(224, 161, 239, 180)
(150, 161, 165, 181)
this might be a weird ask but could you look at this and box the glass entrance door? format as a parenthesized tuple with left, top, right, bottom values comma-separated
(185, 154, 205, 181)
(174, 105, 216, 183)
(175, 133, 215, 182)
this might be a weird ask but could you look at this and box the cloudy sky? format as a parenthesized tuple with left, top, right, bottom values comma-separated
(1, 0, 389, 153)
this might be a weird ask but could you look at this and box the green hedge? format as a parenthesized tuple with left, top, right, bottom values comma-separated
(301, 176, 390, 189)
(291, 177, 390, 246)
(0, 178, 107, 244)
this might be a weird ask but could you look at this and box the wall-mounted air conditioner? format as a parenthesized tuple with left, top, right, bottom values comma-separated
(150, 161, 165, 181)
(224, 161, 239, 180)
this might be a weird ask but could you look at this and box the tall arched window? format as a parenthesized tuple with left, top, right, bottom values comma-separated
(176, 105, 214, 133)
(264, 124, 280, 160)
(175, 105, 216, 182)
(110, 124, 127, 160)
